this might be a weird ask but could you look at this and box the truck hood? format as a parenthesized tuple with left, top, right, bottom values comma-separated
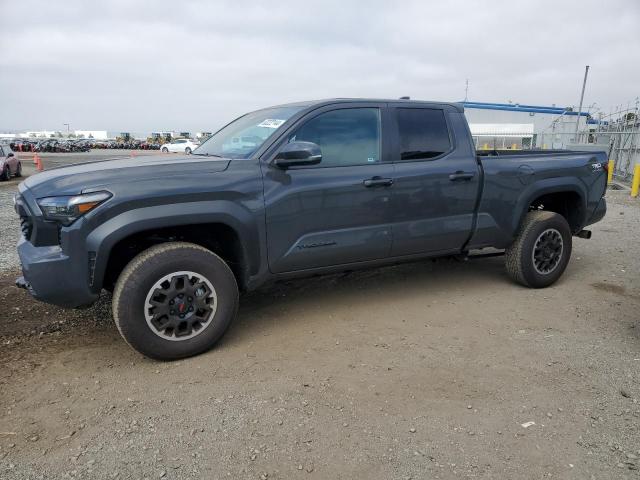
(22, 154, 231, 197)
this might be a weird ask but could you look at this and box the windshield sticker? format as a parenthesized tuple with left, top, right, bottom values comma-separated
(258, 119, 286, 129)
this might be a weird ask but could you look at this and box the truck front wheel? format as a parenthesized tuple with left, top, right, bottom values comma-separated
(505, 211, 572, 288)
(112, 242, 238, 360)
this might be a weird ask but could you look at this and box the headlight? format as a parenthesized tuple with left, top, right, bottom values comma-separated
(37, 191, 112, 226)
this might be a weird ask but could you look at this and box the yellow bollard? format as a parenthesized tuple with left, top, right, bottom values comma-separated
(483, 143, 489, 150)
(607, 160, 614, 184)
(631, 164, 640, 198)
(512, 143, 517, 150)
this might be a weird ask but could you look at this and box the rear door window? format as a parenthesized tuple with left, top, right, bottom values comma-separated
(396, 108, 451, 161)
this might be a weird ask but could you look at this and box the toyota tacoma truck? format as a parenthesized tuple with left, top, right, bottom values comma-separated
(14, 99, 607, 360)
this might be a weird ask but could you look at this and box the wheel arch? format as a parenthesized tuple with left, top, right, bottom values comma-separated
(87, 201, 260, 293)
(512, 177, 587, 236)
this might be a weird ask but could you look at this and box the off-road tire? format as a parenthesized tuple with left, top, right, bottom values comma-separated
(112, 242, 238, 360)
(15, 162, 22, 177)
(505, 211, 572, 288)
(0, 166, 9, 181)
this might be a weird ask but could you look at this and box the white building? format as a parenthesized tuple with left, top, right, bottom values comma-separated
(21, 131, 58, 138)
(463, 102, 591, 149)
(469, 123, 534, 149)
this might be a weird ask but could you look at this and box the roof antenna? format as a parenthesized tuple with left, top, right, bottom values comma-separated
(399, 96, 410, 100)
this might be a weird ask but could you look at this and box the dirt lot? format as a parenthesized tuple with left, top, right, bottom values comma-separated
(0, 168, 639, 479)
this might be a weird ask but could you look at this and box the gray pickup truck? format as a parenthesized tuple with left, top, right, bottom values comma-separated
(14, 99, 607, 360)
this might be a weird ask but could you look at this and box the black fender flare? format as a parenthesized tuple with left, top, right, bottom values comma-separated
(511, 176, 587, 236)
(86, 200, 260, 291)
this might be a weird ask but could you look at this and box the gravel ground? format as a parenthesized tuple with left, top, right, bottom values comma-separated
(0, 149, 159, 270)
(0, 172, 639, 479)
(0, 187, 20, 271)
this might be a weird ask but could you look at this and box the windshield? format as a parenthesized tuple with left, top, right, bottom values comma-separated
(193, 106, 303, 159)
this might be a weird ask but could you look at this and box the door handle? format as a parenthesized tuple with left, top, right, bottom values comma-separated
(449, 171, 475, 181)
(363, 177, 394, 187)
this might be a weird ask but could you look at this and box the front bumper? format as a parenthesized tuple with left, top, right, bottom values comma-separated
(14, 186, 100, 309)
(16, 235, 99, 308)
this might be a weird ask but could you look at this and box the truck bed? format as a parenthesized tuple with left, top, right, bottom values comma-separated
(469, 148, 608, 250)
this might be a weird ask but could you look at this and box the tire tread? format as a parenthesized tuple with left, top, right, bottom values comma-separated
(112, 242, 237, 359)
(505, 210, 561, 288)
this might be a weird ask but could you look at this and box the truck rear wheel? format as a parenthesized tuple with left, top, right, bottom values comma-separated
(112, 242, 238, 360)
(505, 211, 572, 288)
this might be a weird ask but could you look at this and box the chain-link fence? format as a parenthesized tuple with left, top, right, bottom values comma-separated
(580, 104, 639, 181)
(470, 100, 640, 182)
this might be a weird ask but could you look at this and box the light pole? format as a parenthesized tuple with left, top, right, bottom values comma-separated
(63, 123, 70, 136)
(574, 66, 590, 142)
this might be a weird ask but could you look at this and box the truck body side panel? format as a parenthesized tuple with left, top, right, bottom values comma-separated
(468, 151, 608, 249)
(387, 109, 481, 255)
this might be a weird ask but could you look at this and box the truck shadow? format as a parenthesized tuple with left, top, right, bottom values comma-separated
(225, 255, 512, 345)
(0, 252, 591, 361)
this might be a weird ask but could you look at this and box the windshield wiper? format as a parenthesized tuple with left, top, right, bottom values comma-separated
(192, 152, 224, 157)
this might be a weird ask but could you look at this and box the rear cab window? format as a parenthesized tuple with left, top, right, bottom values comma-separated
(395, 108, 451, 161)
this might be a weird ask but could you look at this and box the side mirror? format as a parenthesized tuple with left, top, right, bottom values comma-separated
(273, 141, 322, 169)
(7, 152, 14, 157)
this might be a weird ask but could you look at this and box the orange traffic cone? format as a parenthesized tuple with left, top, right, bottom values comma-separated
(36, 155, 43, 172)
(33, 152, 38, 165)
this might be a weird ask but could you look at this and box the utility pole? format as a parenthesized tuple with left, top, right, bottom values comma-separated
(574, 65, 589, 142)
(464, 79, 469, 102)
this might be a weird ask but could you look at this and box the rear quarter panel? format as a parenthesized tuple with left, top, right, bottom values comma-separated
(469, 151, 607, 249)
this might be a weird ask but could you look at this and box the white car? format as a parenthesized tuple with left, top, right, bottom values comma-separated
(160, 139, 200, 154)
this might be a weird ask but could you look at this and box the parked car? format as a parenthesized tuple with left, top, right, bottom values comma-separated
(0, 144, 21, 180)
(161, 138, 199, 154)
(14, 98, 607, 360)
(9, 140, 36, 152)
(139, 141, 161, 150)
(70, 139, 92, 152)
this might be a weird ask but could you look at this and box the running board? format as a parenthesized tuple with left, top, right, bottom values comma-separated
(456, 250, 506, 261)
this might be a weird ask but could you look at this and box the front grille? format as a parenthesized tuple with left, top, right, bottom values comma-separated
(20, 214, 33, 240)
(15, 194, 33, 241)
(15, 193, 59, 246)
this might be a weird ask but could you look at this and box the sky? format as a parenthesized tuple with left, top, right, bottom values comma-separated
(1, 0, 639, 134)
